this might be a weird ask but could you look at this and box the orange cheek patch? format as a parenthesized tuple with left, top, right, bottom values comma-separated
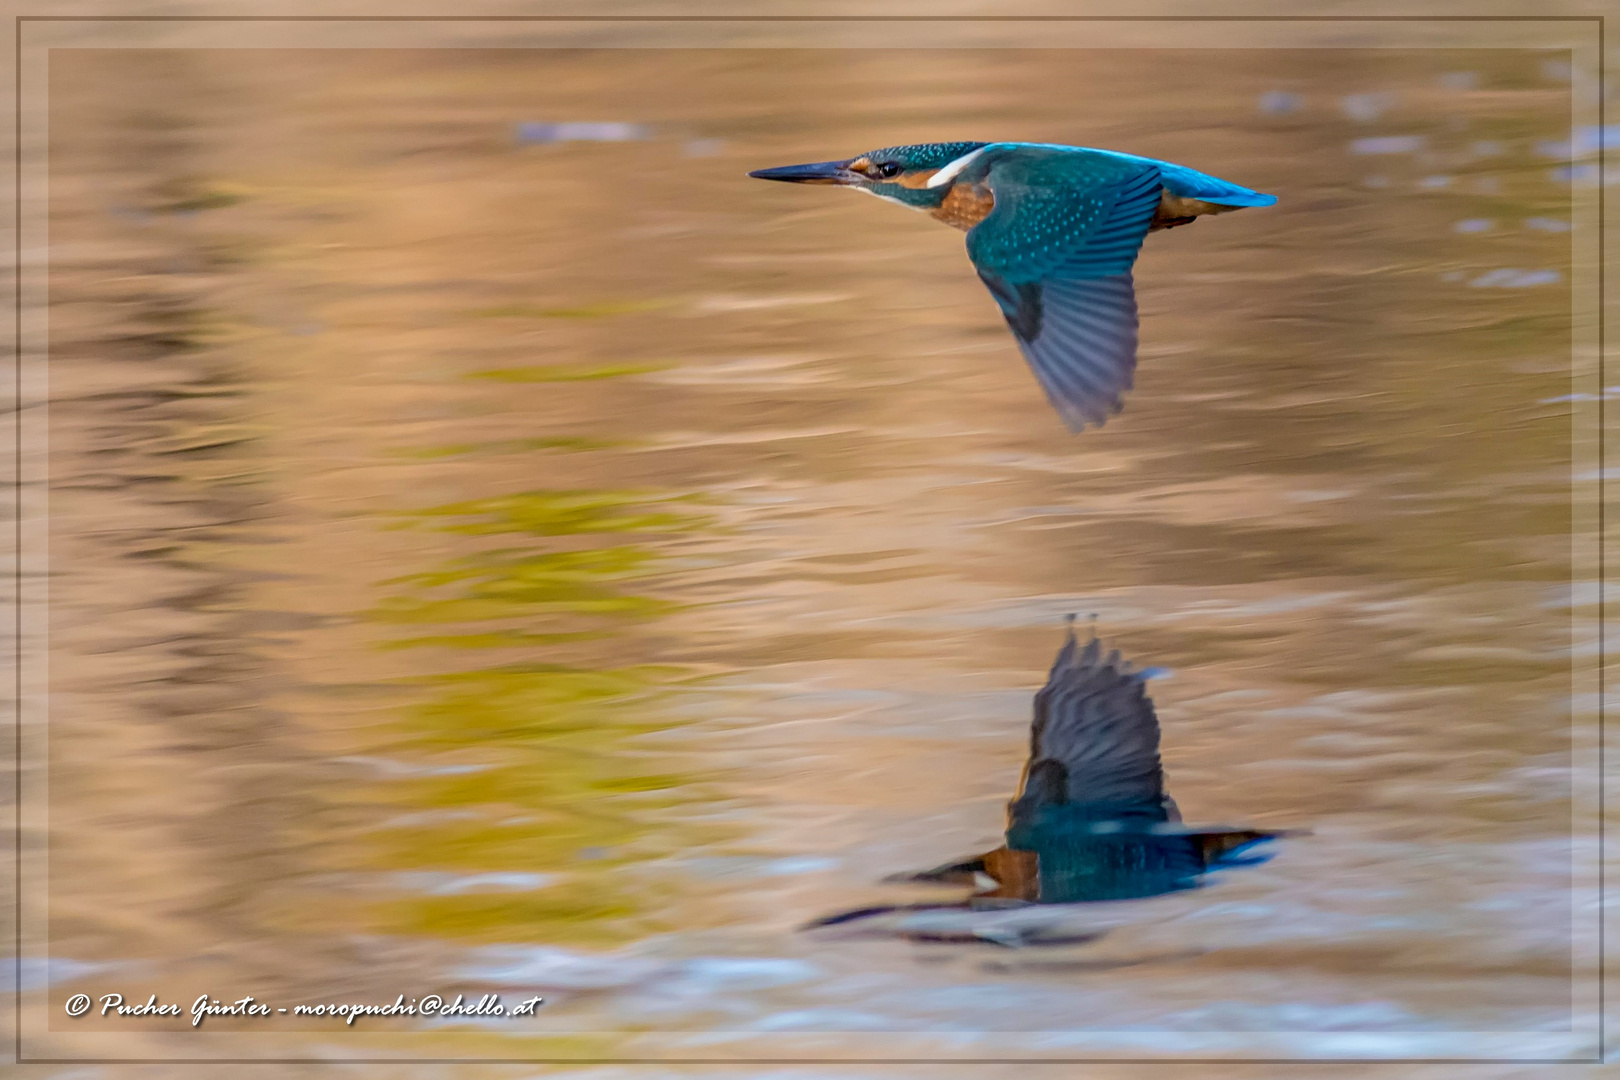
(895, 169, 939, 189)
(849, 156, 871, 172)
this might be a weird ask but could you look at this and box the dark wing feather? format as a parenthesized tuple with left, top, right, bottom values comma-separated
(977, 272, 1138, 430)
(1021, 628, 1165, 809)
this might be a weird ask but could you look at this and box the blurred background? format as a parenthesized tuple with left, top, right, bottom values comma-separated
(33, 40, 1595, 1060)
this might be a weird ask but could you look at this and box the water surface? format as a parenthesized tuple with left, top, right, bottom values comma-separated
(39, 45, 1589, 1060)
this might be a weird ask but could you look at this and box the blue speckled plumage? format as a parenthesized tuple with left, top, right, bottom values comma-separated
(750, 140, 1277, 432)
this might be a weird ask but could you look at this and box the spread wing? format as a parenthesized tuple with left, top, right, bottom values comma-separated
(959, 144, 1164, 431)
(975, 272, 1140, 431)
(1016, 625, 1167, 812)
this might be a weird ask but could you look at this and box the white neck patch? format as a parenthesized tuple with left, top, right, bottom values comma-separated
(926, 146, 988, 189)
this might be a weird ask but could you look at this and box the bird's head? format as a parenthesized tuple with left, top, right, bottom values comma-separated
(748, 141, 988, 208)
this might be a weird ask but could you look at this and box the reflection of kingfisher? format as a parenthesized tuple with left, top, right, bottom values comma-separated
(804, 619, 1299, 946)
(750, 142, 1276, 431)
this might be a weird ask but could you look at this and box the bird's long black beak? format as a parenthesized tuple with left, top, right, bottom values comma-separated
(747, 159, 855, 185)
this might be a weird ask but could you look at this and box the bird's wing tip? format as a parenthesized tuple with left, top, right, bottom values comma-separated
(1055, 396, 1124, 433)
(1059, 412, 1111, 434)
(1059, 612, 1102, 646)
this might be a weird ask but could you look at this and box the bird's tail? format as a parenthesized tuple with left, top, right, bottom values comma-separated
(1195, 827, 1311, 868)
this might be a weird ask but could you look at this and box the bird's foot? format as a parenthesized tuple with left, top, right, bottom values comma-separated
(1148, 215, 1197, 232)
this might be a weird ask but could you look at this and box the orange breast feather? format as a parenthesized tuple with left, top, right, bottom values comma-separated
(931, 183, 996, 231)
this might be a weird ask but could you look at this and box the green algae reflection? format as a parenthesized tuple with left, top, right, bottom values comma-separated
(365, 488, 726, 945)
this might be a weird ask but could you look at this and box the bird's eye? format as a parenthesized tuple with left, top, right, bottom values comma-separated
(875, 162, 902, 179)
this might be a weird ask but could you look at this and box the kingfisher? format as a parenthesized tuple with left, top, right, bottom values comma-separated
(749, 142, 1276, 431)
(802, 619, 1300, 947)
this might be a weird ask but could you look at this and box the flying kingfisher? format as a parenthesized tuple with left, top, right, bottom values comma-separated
(749, 142, 1276, 431)
(802, 619, 1300, 947)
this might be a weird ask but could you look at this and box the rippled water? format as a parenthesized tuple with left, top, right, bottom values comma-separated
(36, 45, 1593, 1062)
